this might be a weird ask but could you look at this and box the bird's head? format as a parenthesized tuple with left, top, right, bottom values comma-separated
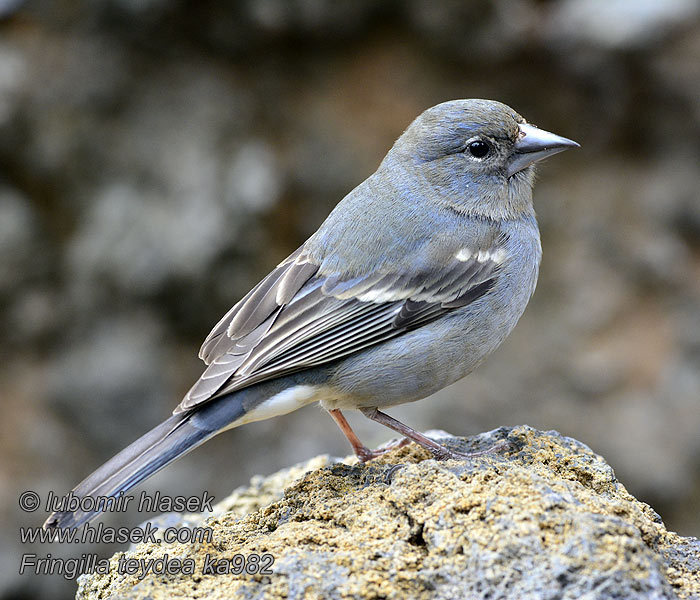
(386, 99, 579, 219)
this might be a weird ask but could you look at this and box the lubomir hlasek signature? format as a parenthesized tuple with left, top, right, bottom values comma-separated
(44, 490, 214, 515)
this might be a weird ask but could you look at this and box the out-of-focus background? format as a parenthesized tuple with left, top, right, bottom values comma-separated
(2, 1, 699, 598)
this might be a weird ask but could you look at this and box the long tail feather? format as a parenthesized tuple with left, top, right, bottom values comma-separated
(43, 412, 219, 530)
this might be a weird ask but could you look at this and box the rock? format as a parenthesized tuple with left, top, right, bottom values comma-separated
(0, 186, 40, 294)
(0, 40, 26, 124)
(46, 314, 172, 451)
(75, 427, 700, 600)
(548, 0, 700, 51)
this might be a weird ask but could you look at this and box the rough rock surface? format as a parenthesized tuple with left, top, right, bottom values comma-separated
(76, 427, 700, 600)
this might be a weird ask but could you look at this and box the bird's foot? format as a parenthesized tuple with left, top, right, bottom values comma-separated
(331, 407, 513, 464)
(328, 408, 412, 462)
(356, 437, 411, 462)
(359, 407, 514, 462)
(429, 439, 513, 461)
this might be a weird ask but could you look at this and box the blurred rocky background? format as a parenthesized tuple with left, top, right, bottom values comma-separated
(1, 0, 699, 598)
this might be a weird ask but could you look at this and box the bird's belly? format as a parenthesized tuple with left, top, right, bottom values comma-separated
(323, 266, 537, 410)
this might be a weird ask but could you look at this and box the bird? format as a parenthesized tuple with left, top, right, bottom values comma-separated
(44, 99, 578, 530)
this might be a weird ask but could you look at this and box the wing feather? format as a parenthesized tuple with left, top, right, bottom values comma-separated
(177, 241, 507, 414)
(198, 248, 318, 365)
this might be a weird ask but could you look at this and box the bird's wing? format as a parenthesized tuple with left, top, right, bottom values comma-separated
(175, 242, 507, 413)
(198, 246, 318, 365)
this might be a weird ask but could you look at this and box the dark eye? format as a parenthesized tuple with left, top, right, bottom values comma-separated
(467, 140, 490, 158)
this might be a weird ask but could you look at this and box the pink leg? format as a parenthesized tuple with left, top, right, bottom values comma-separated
(328, 409, 409, 462)
(359, 408, 511, 460)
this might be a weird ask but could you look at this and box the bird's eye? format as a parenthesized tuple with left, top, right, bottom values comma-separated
(467, 140, 490, 158)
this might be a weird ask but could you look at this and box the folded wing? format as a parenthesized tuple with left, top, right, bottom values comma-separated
(176, 242, 507, 413)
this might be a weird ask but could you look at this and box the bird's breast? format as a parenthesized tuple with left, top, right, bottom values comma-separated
(326, 222, 541, 408)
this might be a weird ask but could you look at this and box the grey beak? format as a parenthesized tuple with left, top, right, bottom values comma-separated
(507, 123, 580, 177)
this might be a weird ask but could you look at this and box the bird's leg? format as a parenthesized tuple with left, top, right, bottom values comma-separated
(359, 408, 455, 460)
(328, 409, 409, 462)
(359, 408, 508, 460)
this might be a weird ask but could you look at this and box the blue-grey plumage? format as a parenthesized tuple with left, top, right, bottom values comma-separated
(324, 216, 542, 408)
(45, 99, 578, 530)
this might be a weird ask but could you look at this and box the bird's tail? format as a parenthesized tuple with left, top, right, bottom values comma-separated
(43, 395, 246, 530)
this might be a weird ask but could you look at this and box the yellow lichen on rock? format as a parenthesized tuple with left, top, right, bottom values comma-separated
(76, 426, 700, 600)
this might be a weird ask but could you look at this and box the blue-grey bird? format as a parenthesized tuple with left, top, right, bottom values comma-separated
(45, 99, 578, 530)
